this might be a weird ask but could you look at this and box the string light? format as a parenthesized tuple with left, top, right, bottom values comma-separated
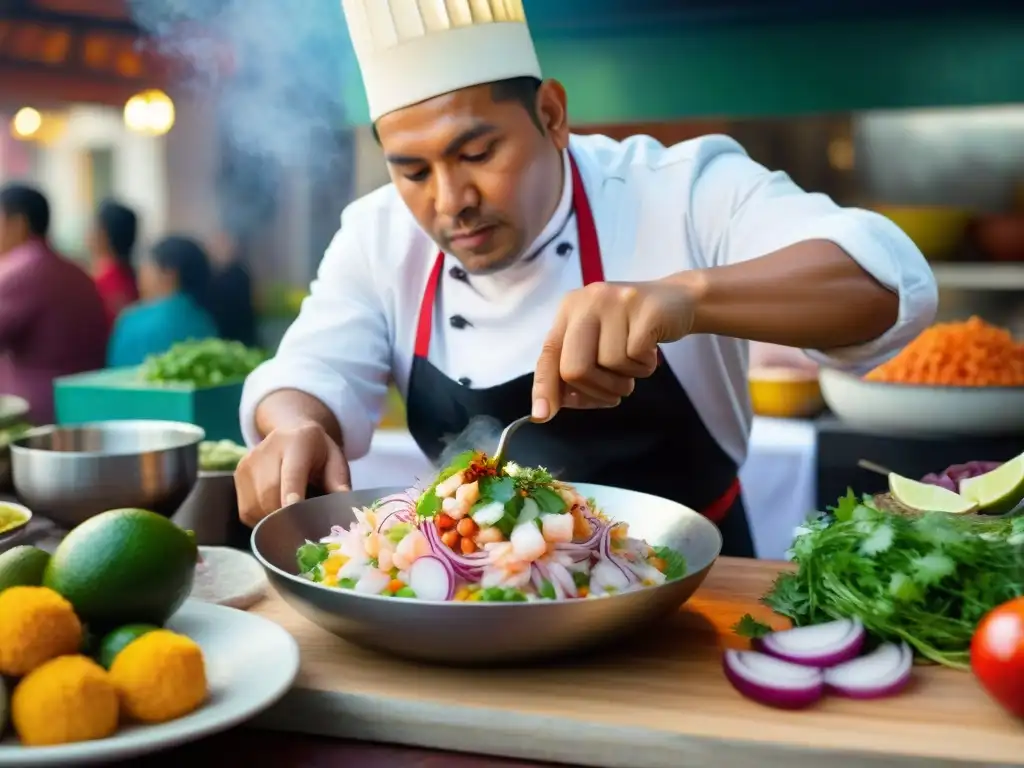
(123, 89, 175, 136)
(11, 107, 42, 139)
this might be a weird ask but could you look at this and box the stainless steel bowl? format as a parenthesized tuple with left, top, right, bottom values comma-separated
(11, 421, 204, 528)
(252, 483, 723, 665)
(0, 395, 29, 430)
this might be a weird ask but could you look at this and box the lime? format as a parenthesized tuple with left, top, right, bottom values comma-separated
(97, 624, 160, 670)
(43, 508, 198, 627)
(0, 546, 50, 593)
(889, 472, 977, 515)
(959, 454, 1024, 515)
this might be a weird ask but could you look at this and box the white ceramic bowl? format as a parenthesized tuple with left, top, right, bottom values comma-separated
(819, 368, 1024, 436)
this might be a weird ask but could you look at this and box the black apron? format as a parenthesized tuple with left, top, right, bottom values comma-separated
(405, 156, 756, 558)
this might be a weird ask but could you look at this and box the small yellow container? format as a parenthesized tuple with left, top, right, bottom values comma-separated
(748, 367, 824, 419)
(869, 205, 974, 261)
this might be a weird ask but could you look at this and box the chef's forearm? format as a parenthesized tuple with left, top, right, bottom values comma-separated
(254, 389, 344, 445)
(677, 240, 899, 349)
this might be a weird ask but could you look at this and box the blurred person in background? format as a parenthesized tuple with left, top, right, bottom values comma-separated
(107, 235, 219, 367)
(90, 199, 140, 326)
(0, 183, 108, 422)
(206, 231, 258, 347)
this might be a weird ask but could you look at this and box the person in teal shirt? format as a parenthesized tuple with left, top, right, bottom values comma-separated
(107, 235, 220, 367)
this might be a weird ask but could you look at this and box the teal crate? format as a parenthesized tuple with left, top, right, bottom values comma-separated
(54, 367, 245, 444)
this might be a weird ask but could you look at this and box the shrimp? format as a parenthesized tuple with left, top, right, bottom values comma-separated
(435, 471, 465, 499)
(541, 513, 574, 544)
(455, 480, 480, 506)
(441, 496, 469, 520)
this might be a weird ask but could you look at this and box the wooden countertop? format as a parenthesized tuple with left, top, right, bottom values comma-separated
(248, 557, 1024, 768)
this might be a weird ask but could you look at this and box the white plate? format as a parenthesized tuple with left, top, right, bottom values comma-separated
(0, 599, 299, 766)
(819, 368, 1024, 436)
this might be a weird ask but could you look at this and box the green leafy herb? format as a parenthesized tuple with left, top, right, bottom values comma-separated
(140, 338, 266, 388)
(480, 476, 516, 503)
(296, 542, 329, 574)
(416, 451, 479, 517)
(394, 587, 417, 599)
(338, 577, 357, 589)
(733, 613, 773, 639)
(495, 495, 524, 538)
(538, 579, 557, 600)
(653, 546, 687, 581)
(531, 486, 567, 515)
(571, 571, 590, 588)
(762, 496, 1024, 670)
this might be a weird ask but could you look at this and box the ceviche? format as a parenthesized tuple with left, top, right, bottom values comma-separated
(295, 451, 687, 602)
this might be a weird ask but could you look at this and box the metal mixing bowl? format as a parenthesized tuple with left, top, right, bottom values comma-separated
(11, 421, 204, 528)
(252, 483, 723, 665)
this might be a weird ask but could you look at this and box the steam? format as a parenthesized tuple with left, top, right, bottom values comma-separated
(128, 0, 352, 225)
(436, 416, 504, 470)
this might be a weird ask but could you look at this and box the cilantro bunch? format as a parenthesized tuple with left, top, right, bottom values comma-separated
(761, 491, 1024, 670)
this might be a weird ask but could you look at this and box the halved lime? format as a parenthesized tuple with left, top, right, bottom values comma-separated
(959, 454, 1024, 515)
(889, 472, 977, 515)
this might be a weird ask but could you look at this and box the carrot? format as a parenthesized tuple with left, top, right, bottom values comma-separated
(387, 579, 405, 593)
(865, 316, 1024, 387)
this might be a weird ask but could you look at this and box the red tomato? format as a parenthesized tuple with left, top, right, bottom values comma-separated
(972, 597, 1024, 718)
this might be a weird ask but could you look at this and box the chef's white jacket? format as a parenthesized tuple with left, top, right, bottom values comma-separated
(240, 133, 938, 465)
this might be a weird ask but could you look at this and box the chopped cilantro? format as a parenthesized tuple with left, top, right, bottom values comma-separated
(761, 495, 1024, 670)
(480, 475, 516, 503)
(338, 577, 357, 589)
(732, 613, 773, 639)
(571, 571, 590, 588)
(531, 486, 567, 514)
(538, 580, 557, 600)
(296, 542, 329, 574)
(394, 587, 417, 598)
(653, 546, 687, 581)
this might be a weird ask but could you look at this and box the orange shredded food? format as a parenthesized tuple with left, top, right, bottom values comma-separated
(865, 316, 1024, 387)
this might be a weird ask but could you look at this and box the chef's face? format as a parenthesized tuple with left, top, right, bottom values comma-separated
(375, 79, 570, 274)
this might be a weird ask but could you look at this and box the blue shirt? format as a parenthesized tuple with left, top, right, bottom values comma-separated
(107, 292, 219, 368)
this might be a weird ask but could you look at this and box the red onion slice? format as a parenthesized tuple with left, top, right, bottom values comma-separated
(755, 618, 867, 668)
(408, 555, 456, 601)
(546, 561, 579, 598)
(723, 650, 825, 709)
(823, 642, 913, 699)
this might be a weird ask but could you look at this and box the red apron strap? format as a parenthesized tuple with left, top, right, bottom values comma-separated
(570, 156, 604, 286)
(414, 252, 445, 359)
(701, 478, 741, 524)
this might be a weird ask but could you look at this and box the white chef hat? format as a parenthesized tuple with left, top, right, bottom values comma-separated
(341, 0, 542, 121)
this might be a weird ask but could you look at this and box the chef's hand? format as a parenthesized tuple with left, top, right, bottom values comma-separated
(235, 422, 351, 526)
(531, 279, 695, 421)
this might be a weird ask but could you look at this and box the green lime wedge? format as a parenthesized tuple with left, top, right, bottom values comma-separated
(889, 472, 977, 515)
(959, 454, 1024, 515)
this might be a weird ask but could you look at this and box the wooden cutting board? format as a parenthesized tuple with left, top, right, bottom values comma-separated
(248, 557, 1024, 768)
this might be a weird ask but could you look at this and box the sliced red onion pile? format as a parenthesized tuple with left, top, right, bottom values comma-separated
(723, 618, 913, 709)
(920, 461, 1002, 493)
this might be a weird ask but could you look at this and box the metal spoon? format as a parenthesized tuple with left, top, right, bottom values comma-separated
(492, 415, 533, 469)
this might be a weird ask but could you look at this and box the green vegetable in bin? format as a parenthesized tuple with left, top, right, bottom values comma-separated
(198, 440, 249, 472)
(140, 339, 266, 388)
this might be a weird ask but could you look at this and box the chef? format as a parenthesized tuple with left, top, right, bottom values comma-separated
(236, 0, 937, 557)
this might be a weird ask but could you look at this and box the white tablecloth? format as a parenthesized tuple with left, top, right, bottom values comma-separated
(349, 417, 817, 560)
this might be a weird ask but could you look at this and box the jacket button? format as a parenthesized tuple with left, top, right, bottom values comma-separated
(556, 242, 573, 256)
(458, 377, 472, 386)
(449, 315, 472, 329)
(449, 266, 468, 282)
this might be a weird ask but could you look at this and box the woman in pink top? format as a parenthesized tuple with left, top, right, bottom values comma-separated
(89, 200, 140, 326)
(0, 184, 109, 423)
